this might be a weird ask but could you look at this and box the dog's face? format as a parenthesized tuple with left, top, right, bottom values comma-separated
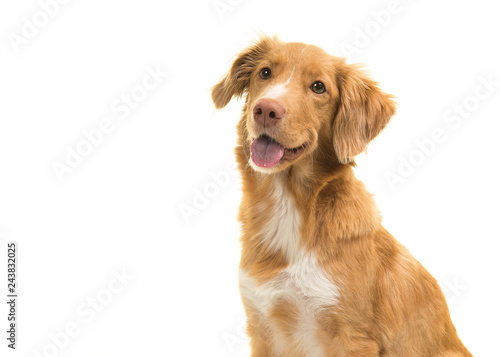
(212, 36, 396, 174)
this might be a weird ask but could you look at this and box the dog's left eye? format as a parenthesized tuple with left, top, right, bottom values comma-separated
(311, 81, 326, 94)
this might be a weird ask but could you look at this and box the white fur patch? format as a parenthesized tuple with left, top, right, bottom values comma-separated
(239, 176, 338, 356)
(261, 175, 301, 262)
(262, 66, 295, 99)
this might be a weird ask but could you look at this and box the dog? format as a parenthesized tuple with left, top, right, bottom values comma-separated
(212, 36, 472, 357)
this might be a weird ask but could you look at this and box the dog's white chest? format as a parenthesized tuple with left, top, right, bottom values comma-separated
(239, 177, 338, 356)
(240, 252, 338, 313)
(239, 253, 338, 357)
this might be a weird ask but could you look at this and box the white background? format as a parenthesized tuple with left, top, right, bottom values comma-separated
(1, 0, 499, 356)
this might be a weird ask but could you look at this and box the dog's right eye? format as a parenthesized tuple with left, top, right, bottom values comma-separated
(259, 68, 272, 80)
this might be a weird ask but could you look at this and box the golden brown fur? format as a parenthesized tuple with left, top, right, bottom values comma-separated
(212, 36, 472, 357)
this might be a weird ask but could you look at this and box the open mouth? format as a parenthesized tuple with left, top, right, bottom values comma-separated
(250, 134, 308, 168)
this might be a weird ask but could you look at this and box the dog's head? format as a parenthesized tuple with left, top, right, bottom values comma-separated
(212, 36, 396, 174)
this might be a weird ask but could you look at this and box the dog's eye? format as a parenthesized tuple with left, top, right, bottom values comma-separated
(311, 81, 326, 94)
(259, 68, 272, 80)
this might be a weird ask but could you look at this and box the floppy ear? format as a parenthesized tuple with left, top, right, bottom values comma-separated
(333, 63, 396, 163)
(211, 36, 278, 109)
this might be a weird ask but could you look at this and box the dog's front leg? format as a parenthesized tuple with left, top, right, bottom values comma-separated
(246, 318, 274, 357)
(321, 333, 380, 357)
(240, 297, 275, 356)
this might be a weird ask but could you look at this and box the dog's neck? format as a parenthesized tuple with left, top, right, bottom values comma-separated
(236, 143, 382, 257)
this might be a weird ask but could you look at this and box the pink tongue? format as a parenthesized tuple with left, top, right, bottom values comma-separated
(251, 137, 284, 168)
